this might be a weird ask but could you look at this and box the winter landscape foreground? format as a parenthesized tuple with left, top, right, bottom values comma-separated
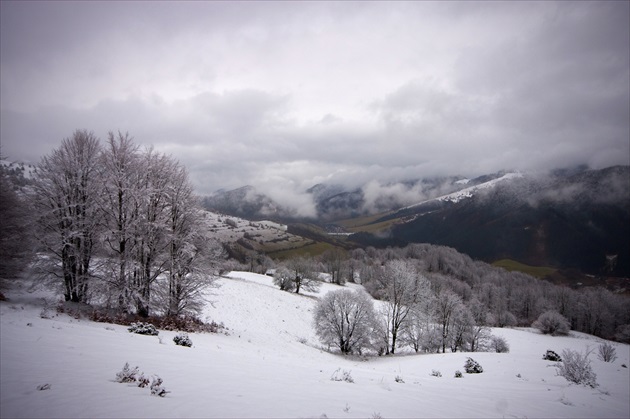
(1, 272, 629, 419)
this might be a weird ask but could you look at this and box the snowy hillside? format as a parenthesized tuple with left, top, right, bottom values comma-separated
(0, 159, 37, 179)
(1, 273, 629, 418)
(402, 172, 524, 209)
(201, 211, 310, 254)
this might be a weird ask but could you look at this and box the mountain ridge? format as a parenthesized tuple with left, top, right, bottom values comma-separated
(202, 165, 630, 279)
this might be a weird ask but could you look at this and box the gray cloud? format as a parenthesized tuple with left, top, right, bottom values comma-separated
(1, 1, 628, 212)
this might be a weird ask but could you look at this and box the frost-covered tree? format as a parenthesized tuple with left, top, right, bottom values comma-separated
(285, 256, 319, 294)
(98, 132, 220, 317)
(449, 305, 475, 353)
(320, 248, 348, 285)
(32, 130, 103, 302)
(434, 288, 463, 353)
(379, 260, 430, 354)
(99, 132, 143, 312)
(400, 295, 436, 353)
(163, 165, 224, 317)
(272, 266, 295, 292)
(314, 289, 376, 354)
(132, 149, 177, 317)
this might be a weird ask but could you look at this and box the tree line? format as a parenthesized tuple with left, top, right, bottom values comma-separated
(264, 245, 630, 353)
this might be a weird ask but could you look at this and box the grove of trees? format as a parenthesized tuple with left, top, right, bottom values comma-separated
(27, 130, 224, 318)
(288, 243, 630, 354)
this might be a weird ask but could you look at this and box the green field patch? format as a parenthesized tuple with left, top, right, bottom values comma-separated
(492, 259, 557, 278)
(336, 212, 391, 229)
(269, 241, 337, 260)
(334, 213, 400, 234)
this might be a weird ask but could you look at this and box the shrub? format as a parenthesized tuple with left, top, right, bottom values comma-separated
(464, 357, 483, 374)
(532, 311, 570, 336)
(543, 350, 562, 362)
(430, 370, 442, 377)
(394, 375, 404, 383)
(597, 342, 617, 363)
(331, 368, 354, 383)
(173, 333, 192, 347)
(128, 322, 159, 336)
(150, 376, 169, 397)
(137, 374, 149, 388)
(454, 370, 463, 378)
(115, 362, 139, 383)
(490, 335, 510, 353)
(556, 349, 597, 388)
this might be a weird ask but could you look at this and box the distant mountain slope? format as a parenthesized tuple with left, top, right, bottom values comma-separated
(352, 166, 630, 277)
(202, 185, 288, 220)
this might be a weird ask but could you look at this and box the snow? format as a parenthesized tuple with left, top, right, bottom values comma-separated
(200, 211, 306, 252)
(2, 272, 629, 418)
(403, 172, 524, 209)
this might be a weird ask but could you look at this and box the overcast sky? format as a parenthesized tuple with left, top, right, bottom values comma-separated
(1, 1, 628, 204)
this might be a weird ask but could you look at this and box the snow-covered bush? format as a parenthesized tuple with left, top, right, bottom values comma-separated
(430, 369, 442, 377)
(394, 375, 404, 383)
(597, 342, 617, 363)
(556, 349, 597, 388)
(137, 374, 149, 388)
(464, 357, 483, 374)
(490, 335, 510, 353)
(492, 310, 517, 328)
(115, 363, 140, 383)
(532, 311, 570, 336)
(150, 376, 169, 397)
(454, 370, 463, 378)
(173, 333, 192, 347)
(128, 322, 159, 336)
(543, 350, 562, 362)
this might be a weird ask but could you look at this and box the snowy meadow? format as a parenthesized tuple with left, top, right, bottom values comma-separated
(1, 272, 628, 418)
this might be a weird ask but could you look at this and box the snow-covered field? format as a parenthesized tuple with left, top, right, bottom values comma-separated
(1, 272, 628, 418)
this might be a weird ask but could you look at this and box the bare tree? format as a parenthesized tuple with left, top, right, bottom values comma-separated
(131, 149, 177, 316)
(99, 132, 143, 311)
(400, 295, 436, 353)
(433, 288, 463, 353)
(285, 256, 319, 294)
(449, 305, 474, 353)
(314, 289, 376, 354)
(272, 266, 295, 292)
(164, 165, 223, 317)
(379, 260, 430, 354)
(320, 248, 348, 285)
(32, 130, 102, 302)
